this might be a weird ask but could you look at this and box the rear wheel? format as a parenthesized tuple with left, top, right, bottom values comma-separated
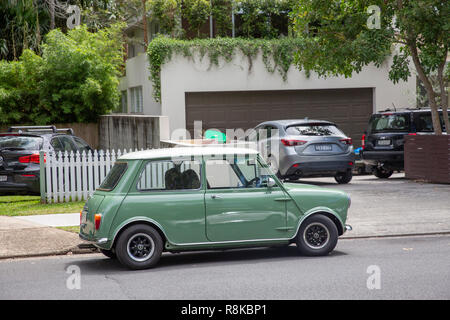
(334, 170, 352, 184)
(373, 167, 393, 179)
(115, 224, 163, 270)
(296, 215, 338, 256)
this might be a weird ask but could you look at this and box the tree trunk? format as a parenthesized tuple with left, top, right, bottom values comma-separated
(49, 0, 55, 30)
(437, 54, 449, 134)
(409, 43, 442, 135)
(142, 0, 148, 48)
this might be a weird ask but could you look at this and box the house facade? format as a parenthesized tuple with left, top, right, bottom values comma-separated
(118, 11, 417, 148)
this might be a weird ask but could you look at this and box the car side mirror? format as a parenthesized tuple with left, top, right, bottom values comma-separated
(266, 177, 276, 188)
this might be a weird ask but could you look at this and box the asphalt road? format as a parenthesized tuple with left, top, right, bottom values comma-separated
(0, 235, 449, 300)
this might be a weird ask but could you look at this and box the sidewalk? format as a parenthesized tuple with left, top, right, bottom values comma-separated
(0, 173, 449, 260)
(0, 216, 90, 259)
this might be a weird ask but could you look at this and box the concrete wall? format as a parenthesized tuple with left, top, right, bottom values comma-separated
(160, 51, 417, 134)
(99, 114, 169, 150)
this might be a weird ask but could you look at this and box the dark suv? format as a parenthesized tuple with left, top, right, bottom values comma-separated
(361, 108, 449, 178)
(0, 125, 92, 194)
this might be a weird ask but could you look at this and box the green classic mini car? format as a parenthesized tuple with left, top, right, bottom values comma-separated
(79, 147, 352, 270)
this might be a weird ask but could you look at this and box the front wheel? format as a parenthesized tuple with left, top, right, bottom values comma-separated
(373, 167, 393, 179)
(334, 170, 352, 184)
(115, 224, 163, 270)
(296, 215, 338, 256)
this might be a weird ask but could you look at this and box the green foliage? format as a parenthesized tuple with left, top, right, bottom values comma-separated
(234, 0, 296, 38)
(182, 0, 211, 38)
(0, 23, 125, 125)
(149, 0, 181, 36)
(147, 36, 306, 102)
(211, 0, 232, 37)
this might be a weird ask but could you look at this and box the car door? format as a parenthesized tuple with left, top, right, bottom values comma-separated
(204, 154, 288, 242)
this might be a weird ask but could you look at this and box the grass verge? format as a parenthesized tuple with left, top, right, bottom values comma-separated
(0, 196, 84, 216)
(56, 226, 80, 233)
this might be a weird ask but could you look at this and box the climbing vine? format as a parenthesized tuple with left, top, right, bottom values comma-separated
(147, 36, 308, 102)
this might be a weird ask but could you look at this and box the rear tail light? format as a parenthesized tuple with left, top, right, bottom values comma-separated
(281, 139, 307, 147)
(408, 133, 417, 136)
(362, 134, 366, 150)
(94, 214, 102, 230)
(18, 153, 46, 164)
(339, 138, 353, 145)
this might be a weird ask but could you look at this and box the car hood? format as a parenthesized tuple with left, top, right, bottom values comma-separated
(281, 182, 350, 225)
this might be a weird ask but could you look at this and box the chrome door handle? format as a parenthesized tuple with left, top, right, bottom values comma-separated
(211, 195, 222, 199)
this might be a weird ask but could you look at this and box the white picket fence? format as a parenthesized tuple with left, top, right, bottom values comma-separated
(42, 149, 139, 203)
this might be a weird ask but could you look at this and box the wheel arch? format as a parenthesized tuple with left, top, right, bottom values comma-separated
(110, 218, 168, 250)
(294, 210, 345, 239)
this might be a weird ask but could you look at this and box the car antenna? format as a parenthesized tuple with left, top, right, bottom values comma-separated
(391, 103, 397, 112)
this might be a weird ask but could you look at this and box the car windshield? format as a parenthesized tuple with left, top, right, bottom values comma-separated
(285, 124, 344, 136)
(369, 114, 410, 133)
(0, 135, 42, 150)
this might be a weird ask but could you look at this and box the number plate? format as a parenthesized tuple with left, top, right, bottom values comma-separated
(0, 175, 7, 182)
(377, 139, 391, 146)
(315, 144, 332, 151)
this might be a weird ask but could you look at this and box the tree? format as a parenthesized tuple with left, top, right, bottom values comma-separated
(182, 0, 211, 38)
(291, 0, 449, 134)
(148, 0, 181, 37)
(0, 23, 125, 124)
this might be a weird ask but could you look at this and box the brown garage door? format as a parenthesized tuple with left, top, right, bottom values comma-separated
(185, 88, 373, 148)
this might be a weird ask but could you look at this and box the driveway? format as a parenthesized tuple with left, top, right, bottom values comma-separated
(292, 173, 450, 238)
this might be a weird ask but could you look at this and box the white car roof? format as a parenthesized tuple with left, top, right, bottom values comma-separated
(118, 146, 259, 160)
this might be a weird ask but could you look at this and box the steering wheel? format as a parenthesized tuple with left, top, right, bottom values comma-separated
(246, 177, 261, 188)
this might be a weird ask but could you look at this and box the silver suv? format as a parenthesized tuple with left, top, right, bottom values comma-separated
(251, 120, 355, 184)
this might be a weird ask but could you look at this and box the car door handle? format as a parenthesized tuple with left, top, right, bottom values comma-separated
(211, 195, 222, 199)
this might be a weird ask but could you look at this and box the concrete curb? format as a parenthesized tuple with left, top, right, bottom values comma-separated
(1, 231, 450, 260)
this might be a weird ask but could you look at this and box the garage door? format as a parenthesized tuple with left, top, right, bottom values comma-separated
(185, 88, 373, 148)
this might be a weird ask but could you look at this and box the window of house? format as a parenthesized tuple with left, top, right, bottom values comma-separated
(137, 159, 202, 191)
(130, 86, 143, 113)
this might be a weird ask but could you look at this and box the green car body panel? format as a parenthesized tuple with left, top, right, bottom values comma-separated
(79, 149, 351, 252)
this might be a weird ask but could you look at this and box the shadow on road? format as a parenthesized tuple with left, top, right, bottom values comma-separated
(67, 245, 348, 274)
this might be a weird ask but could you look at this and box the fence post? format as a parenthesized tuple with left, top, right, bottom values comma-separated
(39, 150, 46, 204)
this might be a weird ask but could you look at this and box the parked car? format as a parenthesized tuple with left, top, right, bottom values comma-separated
(79, 147, 352, 270)
(248, 119, 355, 184)
(0, 125, 92, 194)
(361, 108, 449, 178)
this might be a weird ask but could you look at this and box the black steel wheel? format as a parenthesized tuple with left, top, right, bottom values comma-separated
(116, 224, 163, 270)
(296, 214, 338, 256)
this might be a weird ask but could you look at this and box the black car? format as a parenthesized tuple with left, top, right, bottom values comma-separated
(0, 125, 92, 195)
(361, 108, 449, 178)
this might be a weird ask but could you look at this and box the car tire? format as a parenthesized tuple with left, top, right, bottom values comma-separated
(296, 215, 338, 256)
(373, 167, 393, 179)
(334, 170, 352, 184)
(99, 249, 116, 259)
(115, 224, 163, 270)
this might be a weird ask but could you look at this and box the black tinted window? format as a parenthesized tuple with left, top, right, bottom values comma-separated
(414, 113, 433, 132)
(99, 162, 128, 191)
(286, 124, 344, 136)
(0, 136, 42, 150)
(72, 137, 91, 152)
(369, 114, 410, 133)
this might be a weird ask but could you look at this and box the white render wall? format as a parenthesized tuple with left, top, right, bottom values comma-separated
(119, 53, 161, 115)
(160, 51, 417, 134)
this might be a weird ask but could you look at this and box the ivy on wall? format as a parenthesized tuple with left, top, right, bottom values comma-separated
(147, 36, 308, 102)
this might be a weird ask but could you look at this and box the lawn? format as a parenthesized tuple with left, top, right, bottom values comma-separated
(0, 196, 84, 216)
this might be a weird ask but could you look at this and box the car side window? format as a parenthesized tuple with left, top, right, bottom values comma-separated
(137, 159, 202, 191)
(57, 136, 77, 152)
(50, 137, 63, 152)
(205, 156, 273, 189)
(72, 137, 92, 152)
